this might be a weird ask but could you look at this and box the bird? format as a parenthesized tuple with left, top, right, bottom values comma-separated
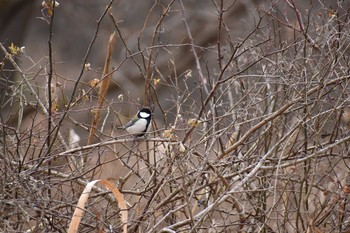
(120, 108, 152, 137)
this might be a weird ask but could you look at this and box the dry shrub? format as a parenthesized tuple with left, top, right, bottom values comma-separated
(1, 0, 350, 232)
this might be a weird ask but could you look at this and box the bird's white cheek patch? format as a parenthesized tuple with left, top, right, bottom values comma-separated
(140, 112, 151, 118)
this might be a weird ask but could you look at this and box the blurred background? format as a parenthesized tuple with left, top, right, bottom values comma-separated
(1, 0, 345, 128)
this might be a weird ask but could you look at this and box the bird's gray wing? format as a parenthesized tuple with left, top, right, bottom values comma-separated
(124, 118, 138, 129)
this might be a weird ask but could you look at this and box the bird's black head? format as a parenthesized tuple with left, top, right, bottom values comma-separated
(138, 108, 152, 119)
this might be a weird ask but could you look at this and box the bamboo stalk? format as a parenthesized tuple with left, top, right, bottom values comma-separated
(87, 32, 116, 145)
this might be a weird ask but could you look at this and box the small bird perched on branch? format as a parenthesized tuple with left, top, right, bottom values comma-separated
(119, 108, 152, 137)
